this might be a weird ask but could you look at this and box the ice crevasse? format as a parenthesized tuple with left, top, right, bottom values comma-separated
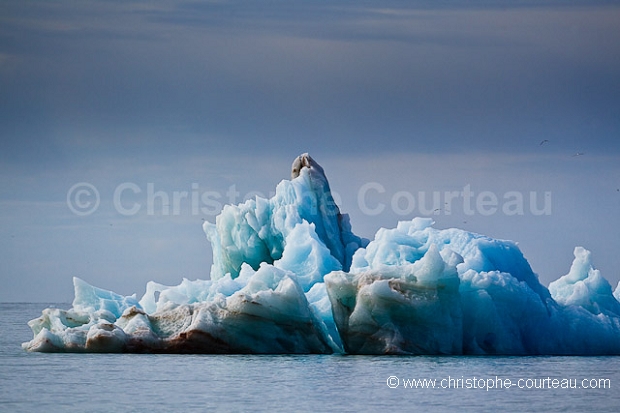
(24, 154, 620, 354)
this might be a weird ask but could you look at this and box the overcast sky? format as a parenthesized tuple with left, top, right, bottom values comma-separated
(1, 0, 619, 302)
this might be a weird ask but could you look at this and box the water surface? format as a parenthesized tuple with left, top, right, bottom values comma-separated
(2, 303, 618, 412)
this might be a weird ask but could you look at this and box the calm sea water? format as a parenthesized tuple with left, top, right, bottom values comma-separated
(2, 303, 619, 412)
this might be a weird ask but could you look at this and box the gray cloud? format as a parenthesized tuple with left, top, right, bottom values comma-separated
(2, 1, 619, 163)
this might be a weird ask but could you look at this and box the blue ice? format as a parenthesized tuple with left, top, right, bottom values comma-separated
(23, 154, 620, 354)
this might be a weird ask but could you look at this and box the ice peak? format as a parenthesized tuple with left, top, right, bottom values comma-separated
(291, 153, 324, 179)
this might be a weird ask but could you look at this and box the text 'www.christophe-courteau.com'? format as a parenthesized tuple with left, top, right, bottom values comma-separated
(386, 376, 611, 391)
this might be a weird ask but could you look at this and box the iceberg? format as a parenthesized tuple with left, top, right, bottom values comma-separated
(24, 153, 620, 354)
(327, 220, 620, 355)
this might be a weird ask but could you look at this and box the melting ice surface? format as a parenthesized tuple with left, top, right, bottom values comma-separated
(24, 154, 620, 354)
